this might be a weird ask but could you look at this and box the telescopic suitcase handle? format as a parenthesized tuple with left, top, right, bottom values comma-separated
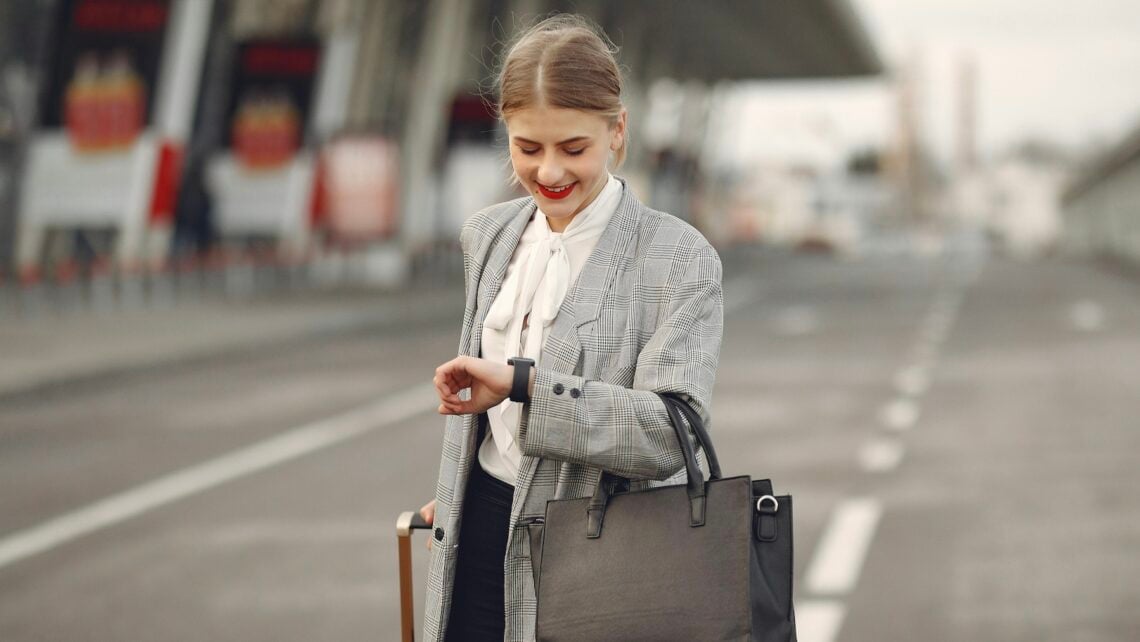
(396, 511, 432, 642)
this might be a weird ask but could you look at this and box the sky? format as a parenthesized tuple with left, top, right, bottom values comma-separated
(716, 0, 1140, 170)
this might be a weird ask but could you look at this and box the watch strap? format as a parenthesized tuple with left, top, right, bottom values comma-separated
(507, 357, 534, 402)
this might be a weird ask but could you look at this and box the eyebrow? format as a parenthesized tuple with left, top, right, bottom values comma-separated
(512, 136, 591, 146)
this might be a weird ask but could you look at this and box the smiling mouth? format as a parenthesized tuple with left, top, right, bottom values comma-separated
(538, 181, 576, 200)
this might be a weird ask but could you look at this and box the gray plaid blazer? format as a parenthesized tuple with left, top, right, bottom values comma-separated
(423, 177, 724, 641)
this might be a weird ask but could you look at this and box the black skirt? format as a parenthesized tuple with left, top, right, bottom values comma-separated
(445, 456, 514, 641)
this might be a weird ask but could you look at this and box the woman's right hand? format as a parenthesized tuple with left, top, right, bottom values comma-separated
(420, 499, 436, 550)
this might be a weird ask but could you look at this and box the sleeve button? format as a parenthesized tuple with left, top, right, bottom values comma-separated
(434, 528, 445, 541)
(553, 383, 565, 395)
(570, 388, 581, 398)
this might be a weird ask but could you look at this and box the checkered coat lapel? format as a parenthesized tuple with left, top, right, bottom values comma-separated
(423, 178, 724, 641)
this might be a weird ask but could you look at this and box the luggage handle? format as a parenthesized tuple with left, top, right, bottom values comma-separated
(396, 511, 432, 642)
(397, 511, 431, 536)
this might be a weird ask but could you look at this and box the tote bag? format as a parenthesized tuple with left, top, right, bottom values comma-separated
(525, 392, 797, 641)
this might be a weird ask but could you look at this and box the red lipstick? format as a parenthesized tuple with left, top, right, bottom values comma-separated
(538, 181, 576, 200)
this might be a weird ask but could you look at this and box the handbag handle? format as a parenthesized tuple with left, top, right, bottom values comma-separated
(586, 392, 719, 538)
(661, 392, 722, 480)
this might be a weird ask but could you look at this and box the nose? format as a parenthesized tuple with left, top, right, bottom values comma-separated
(536, 155, 565, 186)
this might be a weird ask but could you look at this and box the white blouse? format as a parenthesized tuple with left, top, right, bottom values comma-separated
(478, 173, 623, 485)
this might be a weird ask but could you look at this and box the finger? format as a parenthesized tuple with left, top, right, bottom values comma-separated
(441, 371, 464, 397)
(434, 365, 453, 389)
(434, 375, 454, 403)
(438, 399, 470, 415)
(439, 398, 468, 414)
(441, 374, 462, 402)
(436, 366, 465, 400)
(435, 367, 465, 404)
(443, 360, 473, 389)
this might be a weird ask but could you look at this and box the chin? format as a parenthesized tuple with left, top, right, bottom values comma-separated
(547, 199, 581, 216)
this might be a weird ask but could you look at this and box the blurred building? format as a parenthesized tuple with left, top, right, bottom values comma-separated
(1061, 119, 1140, 266)
(953, 147, 1071, 258)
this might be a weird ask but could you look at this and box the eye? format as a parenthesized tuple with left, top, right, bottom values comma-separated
(518, 147, 540, 155)
(564, 148, 585, 156)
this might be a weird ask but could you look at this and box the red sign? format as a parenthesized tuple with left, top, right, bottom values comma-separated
(64, 50, 147, 151)
(73, 0, 168, 33)
(242, 45, 320, 76)
(227, 39, 321, 169)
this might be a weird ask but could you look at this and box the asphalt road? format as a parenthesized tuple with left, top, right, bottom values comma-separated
(2, 244, 1138, 641)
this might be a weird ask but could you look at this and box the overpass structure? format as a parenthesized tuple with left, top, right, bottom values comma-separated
(361, 0, 883, 267)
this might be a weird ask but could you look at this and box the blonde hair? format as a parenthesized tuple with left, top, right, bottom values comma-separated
(495, 13, 628, 168)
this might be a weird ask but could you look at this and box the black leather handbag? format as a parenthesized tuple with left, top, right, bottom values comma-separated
(526, 393, 797, 641)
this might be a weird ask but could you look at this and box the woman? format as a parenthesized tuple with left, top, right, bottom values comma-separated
(421, 14, 723, 641)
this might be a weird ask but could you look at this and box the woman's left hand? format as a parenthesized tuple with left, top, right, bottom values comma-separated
(433, 356, 513, 415)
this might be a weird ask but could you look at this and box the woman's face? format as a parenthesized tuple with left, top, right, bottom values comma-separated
(505, 103, 626, 231)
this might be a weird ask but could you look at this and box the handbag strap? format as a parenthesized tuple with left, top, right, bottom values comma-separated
(661, 394, 708, 527)
(659, 392, 722, 480)
(586, 392, 717, 538)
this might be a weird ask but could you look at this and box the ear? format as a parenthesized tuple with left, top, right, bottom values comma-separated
(610, 108, 628, 151)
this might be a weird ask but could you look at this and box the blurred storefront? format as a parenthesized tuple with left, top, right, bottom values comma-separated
(15, 0, 212, 280)
(4, 0, 882, 287)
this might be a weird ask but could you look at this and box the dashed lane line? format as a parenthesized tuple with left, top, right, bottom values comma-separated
(880, 398, 920, 432)
(801, 284, 965, 639)
(1069, 300, 1106, 332)
(893, 365, 930, 397)
(795, 599, 847, 642)
(0, 384, 438, 571)
(804, 497, 884, 596)
(857, 437, 905, 473)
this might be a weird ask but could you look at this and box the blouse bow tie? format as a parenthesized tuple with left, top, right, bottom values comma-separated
(483, 216, 570, 361)
(482, 213, 573, 453)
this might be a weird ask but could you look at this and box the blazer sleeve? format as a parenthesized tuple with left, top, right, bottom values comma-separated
(458, 214, 479, 302)
(516, 244, 724, 481)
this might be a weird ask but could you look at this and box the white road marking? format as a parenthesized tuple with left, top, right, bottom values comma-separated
(1069, 300, 1105, 332)
(0, 385, 437, 571)
(880, 398, 920, 431)
(805, 497, 884, 596)
(893, 365, 930, 397)
(858, 437, 905, 473)
(795, 599, 847, 642)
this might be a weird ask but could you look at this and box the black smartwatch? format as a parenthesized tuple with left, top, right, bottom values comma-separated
(507, 357, 535, 402)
